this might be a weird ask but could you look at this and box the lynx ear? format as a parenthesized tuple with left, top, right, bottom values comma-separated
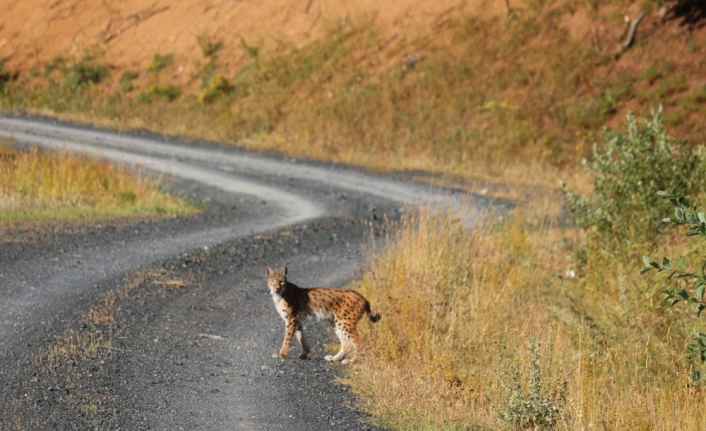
(266, 265, 274, 277)
(281, 264, 288, 277)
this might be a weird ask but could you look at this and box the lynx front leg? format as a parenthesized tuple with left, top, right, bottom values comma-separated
(295, 322, 311, 360)
(273, 318, 298, 358)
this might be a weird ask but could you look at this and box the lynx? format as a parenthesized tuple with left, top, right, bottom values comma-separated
(266, 264, 380, 364)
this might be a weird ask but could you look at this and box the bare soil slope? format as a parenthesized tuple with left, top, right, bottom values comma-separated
(0, 0, 473, 86)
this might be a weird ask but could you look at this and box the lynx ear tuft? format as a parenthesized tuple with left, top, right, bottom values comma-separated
(281, 264, 288, 277)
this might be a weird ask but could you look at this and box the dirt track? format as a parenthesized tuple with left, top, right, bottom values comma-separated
(0, 116, 502, 430)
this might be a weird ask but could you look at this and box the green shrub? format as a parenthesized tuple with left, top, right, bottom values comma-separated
(498, 332, 568, 430)
(197, 33, 222, 60)
(146, 53, 173, 74)
(65, 61, 108, 87)
(198, 74, 232, 104)
(119, 71, 139, 92)
(0, 59, 17, 92)
(139, 53, 179, 102)
(642, 189, 706, 384)
(137, 83, 181, 102)
(562, 106, 704, 247)
(193, 35, 227, 103)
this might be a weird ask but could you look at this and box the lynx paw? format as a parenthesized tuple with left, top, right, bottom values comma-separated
(341, 358, 356, 365)
(273, 352, 286, 358)
(324, 355, 335, 362)
(298, 353, 311, 360)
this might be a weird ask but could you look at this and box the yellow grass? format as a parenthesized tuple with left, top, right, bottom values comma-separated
(0, 143, 195, 223)
(347, 202, 706, 430)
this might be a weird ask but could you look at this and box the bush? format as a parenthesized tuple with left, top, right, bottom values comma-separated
(198, 74, 232, 104)
(65, 61, 108, 87)
(138, 54, 180, 102)
(498, 332, 568, 430)
(119, 71, 139, 92)
(146, 53, 173, 74)
(0, 59, 15, 92)
(562, 106, 703, 247)
(196, 33, 222, 60)
(137, 83, 181, 102)
(642, 189, 706, 384)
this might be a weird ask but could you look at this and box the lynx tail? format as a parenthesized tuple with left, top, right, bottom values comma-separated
(365, 301, 381, 323)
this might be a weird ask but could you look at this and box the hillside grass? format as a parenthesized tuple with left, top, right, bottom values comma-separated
(0, 143, 195, 224)
(347, 202, 706, 430)
(0, 1, 703, 188)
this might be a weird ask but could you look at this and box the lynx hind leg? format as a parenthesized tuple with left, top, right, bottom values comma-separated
(325, 325, 352, 363)
(341, 327, 363, 365)
(295, 323, 311, 360)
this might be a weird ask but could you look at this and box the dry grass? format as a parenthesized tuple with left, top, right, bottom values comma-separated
(0, 142, 195, 224)
(346, 201, 706, 430)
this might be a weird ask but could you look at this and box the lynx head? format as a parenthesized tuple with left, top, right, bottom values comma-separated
(266, 264, 288, 294)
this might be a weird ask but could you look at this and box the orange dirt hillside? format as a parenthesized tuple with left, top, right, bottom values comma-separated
(0, 0, 482, 87)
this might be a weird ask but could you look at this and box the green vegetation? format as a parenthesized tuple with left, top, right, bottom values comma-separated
(194, 35, 232, 104)
(0, 143, 195, 224)
(498, 331, 567, 430)
(138, 82, 182, 102)
(119, 71, 139, 92)
(346, 112, 706, 430)
(138, 53, 181, 102)
(642, 189, 706, 384)
(562, 107, 704, 247)
(0, 58, 15, 92)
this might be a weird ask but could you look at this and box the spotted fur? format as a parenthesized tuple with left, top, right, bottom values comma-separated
(266, 264, 380, 364)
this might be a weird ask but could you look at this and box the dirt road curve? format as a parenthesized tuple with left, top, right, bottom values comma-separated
(0, 116, 501, 430)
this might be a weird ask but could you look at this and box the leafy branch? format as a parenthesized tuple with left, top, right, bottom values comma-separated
(561, 107, 702, 248)
(641, 188, 706, 382)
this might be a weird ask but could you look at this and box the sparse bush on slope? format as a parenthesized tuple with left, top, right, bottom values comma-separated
(0, 143, 194, 223)
(562, 107, 704, 247)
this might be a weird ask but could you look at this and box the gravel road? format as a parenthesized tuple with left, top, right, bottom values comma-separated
(0, 115, 505, 430)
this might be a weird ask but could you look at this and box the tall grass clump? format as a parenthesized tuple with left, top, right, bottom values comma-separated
(347, 198, 706, 430)
(348, 207, 570, 429)
(0, 143, 194, 223)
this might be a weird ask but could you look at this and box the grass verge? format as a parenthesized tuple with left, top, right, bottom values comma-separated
(346, 202, 706, 430)
(0, 142, 196, 225)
